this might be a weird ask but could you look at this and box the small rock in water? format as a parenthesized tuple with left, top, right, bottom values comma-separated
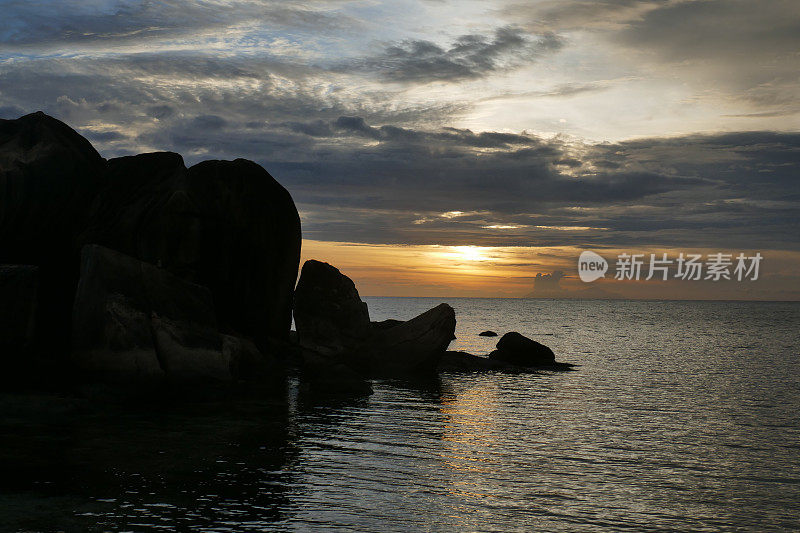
(478, 330, 498, 337)
(489, 331, 557, 368)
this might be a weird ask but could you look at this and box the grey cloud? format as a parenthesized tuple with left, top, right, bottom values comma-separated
(0, 0, 354, 50)
(503, 0, 667, 32)
(349, 26, 564, 83)
(615, 0, 800, 110)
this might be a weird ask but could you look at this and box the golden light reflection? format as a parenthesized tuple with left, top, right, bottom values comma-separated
(438, 384, 500, 499)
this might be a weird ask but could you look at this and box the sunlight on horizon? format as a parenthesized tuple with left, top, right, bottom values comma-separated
(300, 239, 799, 300)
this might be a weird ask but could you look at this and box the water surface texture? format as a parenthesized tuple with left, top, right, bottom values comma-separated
(2, 299, 799, 531)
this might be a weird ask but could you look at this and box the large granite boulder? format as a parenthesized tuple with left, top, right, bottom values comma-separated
(72, 245, 217, 383)
(293, 260, 371, 356)
(72, 244, 276, 385)
(0, 112, 106, 351)
(356, 303, 456, 375)
(488, 332, 556, 367)
(0, 265, 38, 357)
(80, 155, 301, 350)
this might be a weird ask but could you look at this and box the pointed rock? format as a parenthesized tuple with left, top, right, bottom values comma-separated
(356, 303, 456, 375)
(293, 260, 371, 357)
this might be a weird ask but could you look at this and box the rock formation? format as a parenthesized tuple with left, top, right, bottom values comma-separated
(72, 245, 276, 384)
(293, 259, 457, 381)
(0, 265, 39, 376)
(0, 112, 106, 351)
(293, 260, 371, 356)
(80, 153, 301, 349)
(0, 112, 300, 368)
(488, 332, 573, 370)
(0, 111, 576, 394)
(356, 303, 456, 375)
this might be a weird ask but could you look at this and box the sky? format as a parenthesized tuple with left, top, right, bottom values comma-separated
(1, 0, 798, 299)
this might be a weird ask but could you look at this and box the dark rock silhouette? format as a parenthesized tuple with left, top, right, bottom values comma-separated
(478, 330, 498, 337)
(0, 265, 39, 367)
(439, 350, 537, 373)
(293, 260, 371, 356)
(2, 112, 300, 361)
(1, 111, 577, 393)
(72, 245, 277, 385)
(73, 245, 215, 383)
(292, 259, 457, 380)
(356, 303, 456, 375)
(372, 318, 404, 331)
(0, 112, 106, 352)
(488, 331, 574, 370)
(300, 350, 372, 396)
(80, 153, 301, 350)
(490, 331, 555, 366)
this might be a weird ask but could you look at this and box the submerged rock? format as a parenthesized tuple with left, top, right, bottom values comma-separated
(293, 260, 371, 357)
(439, 351, 511, 372)
(356, 303, 456, 375)
(478, 330, 498, 337)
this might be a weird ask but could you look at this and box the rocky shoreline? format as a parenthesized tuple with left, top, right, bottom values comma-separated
(1, 112, 574, 398)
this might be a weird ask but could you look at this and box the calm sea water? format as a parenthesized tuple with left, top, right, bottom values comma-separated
(2, 298, 799, 532)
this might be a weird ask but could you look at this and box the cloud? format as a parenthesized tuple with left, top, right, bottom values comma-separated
(348, 26, 564, 83)
(614, 0, 800, 111)
(0, 0, 796, 260)
(0, 0, 353, 51)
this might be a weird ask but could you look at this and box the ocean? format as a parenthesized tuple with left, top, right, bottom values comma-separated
(2, 298, 799, 531)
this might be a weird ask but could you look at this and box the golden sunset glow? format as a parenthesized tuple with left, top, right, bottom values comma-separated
(301, 240, 800, 300)
(445, 246, 489, 263)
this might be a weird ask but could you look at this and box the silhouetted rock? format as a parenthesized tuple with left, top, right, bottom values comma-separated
(356, 303, 456, 375)
(487, 332, 576, 371)
(478, 330, 498, 337)
(0, 112, 106, 352)
(225, 334, 280, 382)
(438, 350, 538, 373)
(151, 315, 232, 384)
(72, 245, 279, 386)
(185, 159, 300, 347)
(293, 260, 371, 357)
(371, 319, 404, 331)
(80, 154, 301, 350)
(300, 350, 372, 396)
(0, 265, 39, 365)
(72, 245, 218, 383)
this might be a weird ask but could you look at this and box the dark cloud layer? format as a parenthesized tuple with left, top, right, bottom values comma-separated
(349, 26, 563, 83)
(0, 0, 351, 50)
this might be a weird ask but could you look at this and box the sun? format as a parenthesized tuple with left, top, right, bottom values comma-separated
(451, 246, 487, 262)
